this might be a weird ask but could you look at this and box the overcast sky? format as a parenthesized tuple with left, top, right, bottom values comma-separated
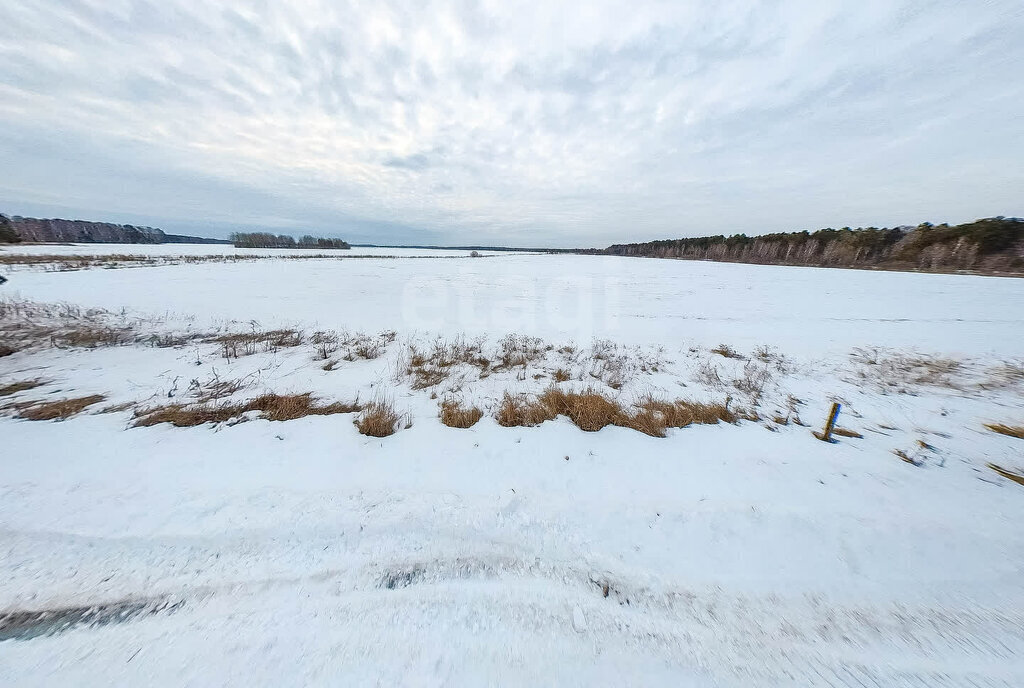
(1, 1, 1022, 246)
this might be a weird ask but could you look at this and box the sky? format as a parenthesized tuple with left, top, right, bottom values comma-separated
(1, 1, 1022, 247)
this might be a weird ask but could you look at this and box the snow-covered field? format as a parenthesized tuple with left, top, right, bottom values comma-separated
(0, 242, 516, 257)
(2, 249, 1023, 687)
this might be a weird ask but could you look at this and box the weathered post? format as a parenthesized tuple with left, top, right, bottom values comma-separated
(813, 402, 841, 442)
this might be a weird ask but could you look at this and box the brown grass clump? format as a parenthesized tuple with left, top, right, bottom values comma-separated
(132, 393, 360, 428)
(538, 387, 622, 432)
(132, 403, 239, 427)
(495, 392, 558, 427)
(439, 399, 483, 428)
(355, 400, 402, 437)
(97, 401, 136, 414)
(637, 396, 737, 426)
(552, 368, 571, 383)
(213, 328, 304, 359)
(710, 344, 743, 359)
(987, 463, 1024, 486)
(494, 387, 741, 437)
(0, 379, 45, 397)
(52, 325, 131, 348)
(985, 423, 1024, 439)
(832, 427, 864, 439)
(17, 394, 106, 421)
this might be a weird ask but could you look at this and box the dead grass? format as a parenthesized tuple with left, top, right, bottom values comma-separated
(403, 337, 489, 389)
(850, 347, 965, 393)
(495, 392, 559, 427)
(0, 379, 45, 397)
(439, 399, 483, 428)
(97, 401, 136, 414)
(495, 387, 741, 437)
(17, 394, 106, 421)
(355, 400, 402, 437)
(987, 463, 1024, 486)
(496, 334, 548, 369)
(832, 427, 864, 439)
(187, 374, 249, 403)
(552, 368, 571, 382)
(985, 423, 1024, 439)
(711, 343, 744, 359)
(538, 387, 622, 432)
(213, 328, 304, 359)
(132, 392, 360, 427)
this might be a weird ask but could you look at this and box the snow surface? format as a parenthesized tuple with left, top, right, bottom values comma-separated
(1, 252, 1023, 687)
(0, 243, 518, 258)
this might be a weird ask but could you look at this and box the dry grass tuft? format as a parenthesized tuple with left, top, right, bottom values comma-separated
(439, 399, 483, 428)
(552, 368, 571, 383)
(132, 392, 360, 428)
(355, 400, 402, 437)
(0, 379, 45, 397)
(402, 337, 489, 389)
(188, 375, 248, 404)
(494, 387, 740, 437)
(17, 394, 106, 421)
(538, 387, 622, 432)
(214, 328, 304, 359)
(987, 463, 1024, 486)
(495, 392, 558, 427)
(51, 325, 132, 348)
(985, 423, 1024, 439)
(833, 427, 864, 439)
(97, 401, 136, 414)
(711, 343, 744, 359)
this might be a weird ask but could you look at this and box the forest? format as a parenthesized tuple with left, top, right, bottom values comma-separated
(605, 217, 1024, 274)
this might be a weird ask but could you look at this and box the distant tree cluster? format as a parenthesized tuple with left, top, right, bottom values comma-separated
(230, 232, 350, 249)
(0, 215, 23, 243)
(605, 217, 1024, 274)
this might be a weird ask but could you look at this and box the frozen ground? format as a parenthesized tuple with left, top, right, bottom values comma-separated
(1, 250, 1023, 687)
(0, 242, 517, 257)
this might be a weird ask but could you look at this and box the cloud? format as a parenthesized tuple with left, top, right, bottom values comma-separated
(0, 0, 1021, 246)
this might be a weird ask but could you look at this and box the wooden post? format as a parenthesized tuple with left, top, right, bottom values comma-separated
(813, 402, 841, 442)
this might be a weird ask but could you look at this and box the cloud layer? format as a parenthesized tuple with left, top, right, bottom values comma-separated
(1, 0, 1022, 245)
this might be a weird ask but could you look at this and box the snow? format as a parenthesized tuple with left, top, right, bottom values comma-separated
(4, 251, 1023, 357)
(1, 251, 1023, 686)
(0, 242, 519, 258)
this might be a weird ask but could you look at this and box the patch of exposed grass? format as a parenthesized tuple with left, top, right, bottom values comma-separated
(987, 463, 1024, 486)
(495, 387, 741, 437)
(97, 401, 136, 414)
(355, 400, 402, 437)
(439, 399, 483, 428)
(213, 328, 304, 359)
(187, 375, 248, 404)
(403, 337, 489, 389)
(710, 343, 744, 359)
(538, 387, 622, 432)
(0, 379, 45, 397)
(495, 392, 558, 427)
(17, 394, 106, 421)
(552, 368, 571, 383)
(833, 427, 864, 439)
(985, 423, 1024, 439)
(132, 392, 360, 428)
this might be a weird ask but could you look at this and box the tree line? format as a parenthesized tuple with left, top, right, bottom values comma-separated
(230, 232, 350, 249)
(605, 217, 1024, 274)
(0, 215, 21, 243)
